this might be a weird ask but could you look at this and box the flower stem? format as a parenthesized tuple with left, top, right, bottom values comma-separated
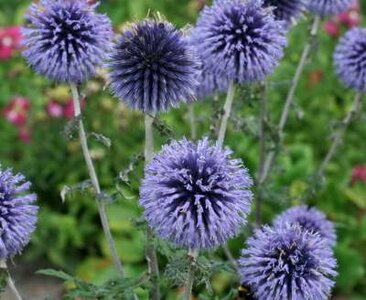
(188, 105, 197, 140)
(183, 249, 198, 300)
(256, 82, 268, 225)
(258, 16, 321, 184)
(0, 261, 22, 300)
(144, 113, 161, 300)
(223, 244, 238, 271)
(317, 92, 363, 176)
(70, 84, 124, 278)
(217, 81, 236, 148)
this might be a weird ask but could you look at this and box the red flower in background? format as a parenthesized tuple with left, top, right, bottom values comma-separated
(324, 1, 361, 37)
(0, 26, 22, 60)
(351, 165, 366, 185)
(3, 96, 30, 126)
(63, 97, 86, 120)
(18, 126, 31, 144)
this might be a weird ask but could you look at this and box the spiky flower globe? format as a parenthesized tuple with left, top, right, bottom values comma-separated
(239, 224, 337, 300)
(108, 19, 201, 113)
(193, 0, 287, 84)
(139, 138, 253, 249)
(306, 0, 353, 17)
(334, 27, 366, 93)
(263, 0, 304, 25)
(273, 205, 337, 247)
(22, 0, 113, 83)
(0, 167, 38, 259)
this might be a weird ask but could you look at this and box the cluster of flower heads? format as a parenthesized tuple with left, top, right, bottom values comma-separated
(22, 0, 113, 83)
(334, 27, 366, 93)
(108, 19, 201, 113)
(0, 26, 22, 60)
(239, 205, 338, 300)
(306, 0, 354, 17)
(139, 138, 253, 249)
(192, 0, 287, 85)
(239, 223, 337, 300)
(0, 166, 38, 259)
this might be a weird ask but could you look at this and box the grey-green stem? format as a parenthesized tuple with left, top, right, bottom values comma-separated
(144, 114, 161, 300)
(70, 84, 124, 277)
(1, 260, 22, 300)
(183, 249, 198, 300)
(217, 81, 236, 148)
(188, 105, 197, 140)
(317, 92, 363, 176)
(258, 16, 321, 185)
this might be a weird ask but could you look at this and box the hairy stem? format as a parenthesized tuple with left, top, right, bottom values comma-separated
(317, 93, 363, 176)
(1, 261, 22, 300)
(70, 84, 124, 277)
(259, 16, 321, 184)
(256, 82, 268, 225)
(217, 81, 236, 148)
(183, 249, 198, 300)
(188, 105, 197, 140)
(144, 114, 161, 300)
(223, 244, 238, 271)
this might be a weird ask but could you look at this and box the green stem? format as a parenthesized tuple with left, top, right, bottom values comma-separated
(70, 84, 124, 277)
(183, 249, 198, 300)
(144, 114, 161, 300)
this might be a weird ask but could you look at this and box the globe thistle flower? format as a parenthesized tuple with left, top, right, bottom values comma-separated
(263, 0, 304, 25)
(139, 138, 253, 249)
(306, 0, 353, 17)
(273, 205, 337, 247)
(193, 0, 287, 84)
(334, 27, 366, 93)
(239, 224, 337, 300)
(0, 167, 38, 259)
(108, 19, 201, 113)
(22, 0, 113, 83)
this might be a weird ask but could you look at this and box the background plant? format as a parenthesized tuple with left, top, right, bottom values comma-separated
(0, 0, 366, 299)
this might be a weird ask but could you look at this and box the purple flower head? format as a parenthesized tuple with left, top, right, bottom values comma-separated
(0, 166, 38, 259)
(139, 138, 253, 249)
(193, 0, 287, 84)
(22, 0, 113, 83)
(108, 19, 201, 113)
(263, 0, 305, 25)
(334, 27, 366, 93)
(273, 205, 337, 247)
(239, 224, 337, 300)
(306, 0, 353, 17)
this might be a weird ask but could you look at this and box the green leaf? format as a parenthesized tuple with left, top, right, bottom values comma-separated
(36, 269, 74, 282)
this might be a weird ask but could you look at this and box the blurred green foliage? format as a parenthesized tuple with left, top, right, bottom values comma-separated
(1, 0, 366, 298)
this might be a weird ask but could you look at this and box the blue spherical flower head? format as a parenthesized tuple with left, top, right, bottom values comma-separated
(306, 0, 353, 17)
(334, 27, 366, 93)
(263, 0, 305, 25)
(0, 167, 38, 259)
(274, 205, 337, 247)
(108, 20, 201, 113)
(193, 0, 287, 84)
(139, 138, 253, 249)
(22, 0, 113, 83)
(239, 224, 337, 300)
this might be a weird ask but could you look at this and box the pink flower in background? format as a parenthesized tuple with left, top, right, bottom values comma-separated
(351, 165, 366, 186)
(324, 1, 361, 37)
(3, 97, 30, 126)
(47, 100, 64, 118)
(0, 26, 22, 60)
